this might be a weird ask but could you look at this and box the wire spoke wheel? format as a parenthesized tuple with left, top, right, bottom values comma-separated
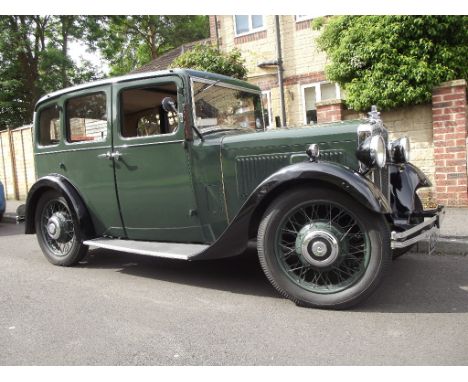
(35, 190, 88, 266)
(257, 187, 390, 309)
(40, 199, 76, 257)
(275, 201, 370, 294)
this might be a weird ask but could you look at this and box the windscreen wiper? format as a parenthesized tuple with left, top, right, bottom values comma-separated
(193, 80, 220, 97)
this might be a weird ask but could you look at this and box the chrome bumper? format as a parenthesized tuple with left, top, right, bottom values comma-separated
(390, 206, 445, 249)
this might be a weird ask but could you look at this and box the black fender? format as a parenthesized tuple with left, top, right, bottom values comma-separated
(389, 162, 431, 219)
(192, 161, 391, 260)
(25, 174, 95, 239)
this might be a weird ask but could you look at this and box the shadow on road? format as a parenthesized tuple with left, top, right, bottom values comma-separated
(78, 247, 468, 313)
(79, 246, 279, 299)
(0, 222, 24, 237)
(357, 254, 468, 314)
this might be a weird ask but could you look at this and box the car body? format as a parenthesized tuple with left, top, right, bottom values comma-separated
(0, 179, 5, 221)
(25, 69, 444, 309)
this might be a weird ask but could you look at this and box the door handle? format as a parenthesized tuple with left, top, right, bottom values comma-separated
(97, 151, 122, 160)
(110, 151, 122, 161)
(97, 152, 112, 159)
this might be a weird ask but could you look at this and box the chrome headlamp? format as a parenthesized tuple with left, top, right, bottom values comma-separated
(389, 136, 410, 163)
(356, 135, 386, 169)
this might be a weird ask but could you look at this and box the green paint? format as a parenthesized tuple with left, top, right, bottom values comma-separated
(33, 69, 364, 243)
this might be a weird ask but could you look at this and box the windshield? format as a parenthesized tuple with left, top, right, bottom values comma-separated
(192, 80, 264, 134)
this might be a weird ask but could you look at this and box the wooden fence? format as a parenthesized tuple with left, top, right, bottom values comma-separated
(0, 125, 35, 201)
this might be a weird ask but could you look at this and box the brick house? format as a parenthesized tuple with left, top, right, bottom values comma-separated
(209, 15, 343, 128)
(209, 15, 468, 207)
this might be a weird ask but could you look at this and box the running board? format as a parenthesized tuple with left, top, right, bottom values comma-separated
(83, 238, 209, 261)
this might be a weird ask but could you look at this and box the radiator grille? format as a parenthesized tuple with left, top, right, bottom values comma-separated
(371, 167, 390, 203)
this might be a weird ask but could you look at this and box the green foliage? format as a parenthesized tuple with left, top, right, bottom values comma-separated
(170, 44, 247, 80)
(316, 16, 468, 111)
(311, 17, 326, 31)
(0, 16, 103, 130)
(86, 16, 210, 76)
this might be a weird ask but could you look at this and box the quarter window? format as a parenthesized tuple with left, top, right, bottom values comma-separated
(234, 15, 264, 36)
(38, 104, 61, 146)
(66, 93, 107, 143)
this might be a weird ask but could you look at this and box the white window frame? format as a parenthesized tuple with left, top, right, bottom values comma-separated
(233, 15, 266, 37)
(300, 82, 341, 125)
(261, 90, 273, 129)
(295, 15, 315, 22)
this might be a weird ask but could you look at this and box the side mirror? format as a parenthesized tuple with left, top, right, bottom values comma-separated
(162, 97, 177, 113)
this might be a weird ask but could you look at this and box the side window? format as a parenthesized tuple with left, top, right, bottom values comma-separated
(66, 92, 107, 143)
(39, 105, 61, 146)
(120, 83, 178, 138)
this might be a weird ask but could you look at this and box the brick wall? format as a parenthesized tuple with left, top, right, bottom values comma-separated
(316, 99, 344, 124)
(432, 79, 468, 207)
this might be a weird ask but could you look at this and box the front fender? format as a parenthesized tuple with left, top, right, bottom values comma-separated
(389, 162, 431, 218)
(25, 174, 94, 239)
(192, 161, 390, 260)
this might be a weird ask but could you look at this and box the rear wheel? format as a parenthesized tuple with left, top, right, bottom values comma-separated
(257, 187, 391, 309)
(34, 190, 88, 266)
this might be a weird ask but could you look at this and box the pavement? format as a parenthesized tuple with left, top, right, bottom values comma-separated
(1, 221, 468, 365)
(3, 199, 467, 255)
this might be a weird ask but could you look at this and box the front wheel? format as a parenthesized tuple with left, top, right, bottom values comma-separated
(34, 190, 88, 266)
(257, 187, 391, 309)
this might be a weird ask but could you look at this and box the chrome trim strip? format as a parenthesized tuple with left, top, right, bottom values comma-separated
(35, 146, 109, 155)
(114, 139, 184, 149)
(391, 226, 438, 249)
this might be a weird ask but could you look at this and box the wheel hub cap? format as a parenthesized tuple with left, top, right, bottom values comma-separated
(295, 224, 340, 268)
(46, 213, 68, 241)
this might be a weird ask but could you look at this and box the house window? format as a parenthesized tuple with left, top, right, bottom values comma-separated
(234, 15, 264, 36)
(295, 15, 315, 22)
(301, 82, 341, 125)
(261, 91, 273, 130)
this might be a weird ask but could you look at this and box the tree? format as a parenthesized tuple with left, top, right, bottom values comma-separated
(0, 16, 102, 130)
(316, 16, 468, 111)
(169, 44, 247, 80)
(86, 16, 210, 76)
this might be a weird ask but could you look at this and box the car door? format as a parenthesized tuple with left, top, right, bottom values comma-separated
(112, 75, 204, 242)
(36, 86, 124, 237)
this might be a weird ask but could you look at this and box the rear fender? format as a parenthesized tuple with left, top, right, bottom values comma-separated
(25, 174, 94, 239)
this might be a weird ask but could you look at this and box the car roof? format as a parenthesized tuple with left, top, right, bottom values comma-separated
(35, 68, 260, 110)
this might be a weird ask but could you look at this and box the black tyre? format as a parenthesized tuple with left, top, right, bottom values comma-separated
(34, 190, 88, 266)
(257, 186, 391, 309)
(392, 196, 424, 260)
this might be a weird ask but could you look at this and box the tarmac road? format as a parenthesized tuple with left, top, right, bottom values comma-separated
(1, 222, 468, 365)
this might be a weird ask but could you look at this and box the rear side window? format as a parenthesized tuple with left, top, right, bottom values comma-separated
(66, 92, 107, 143)
(38, 105, 61, 146)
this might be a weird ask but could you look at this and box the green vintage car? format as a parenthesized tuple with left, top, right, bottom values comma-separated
(25, 69, 444, 309)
